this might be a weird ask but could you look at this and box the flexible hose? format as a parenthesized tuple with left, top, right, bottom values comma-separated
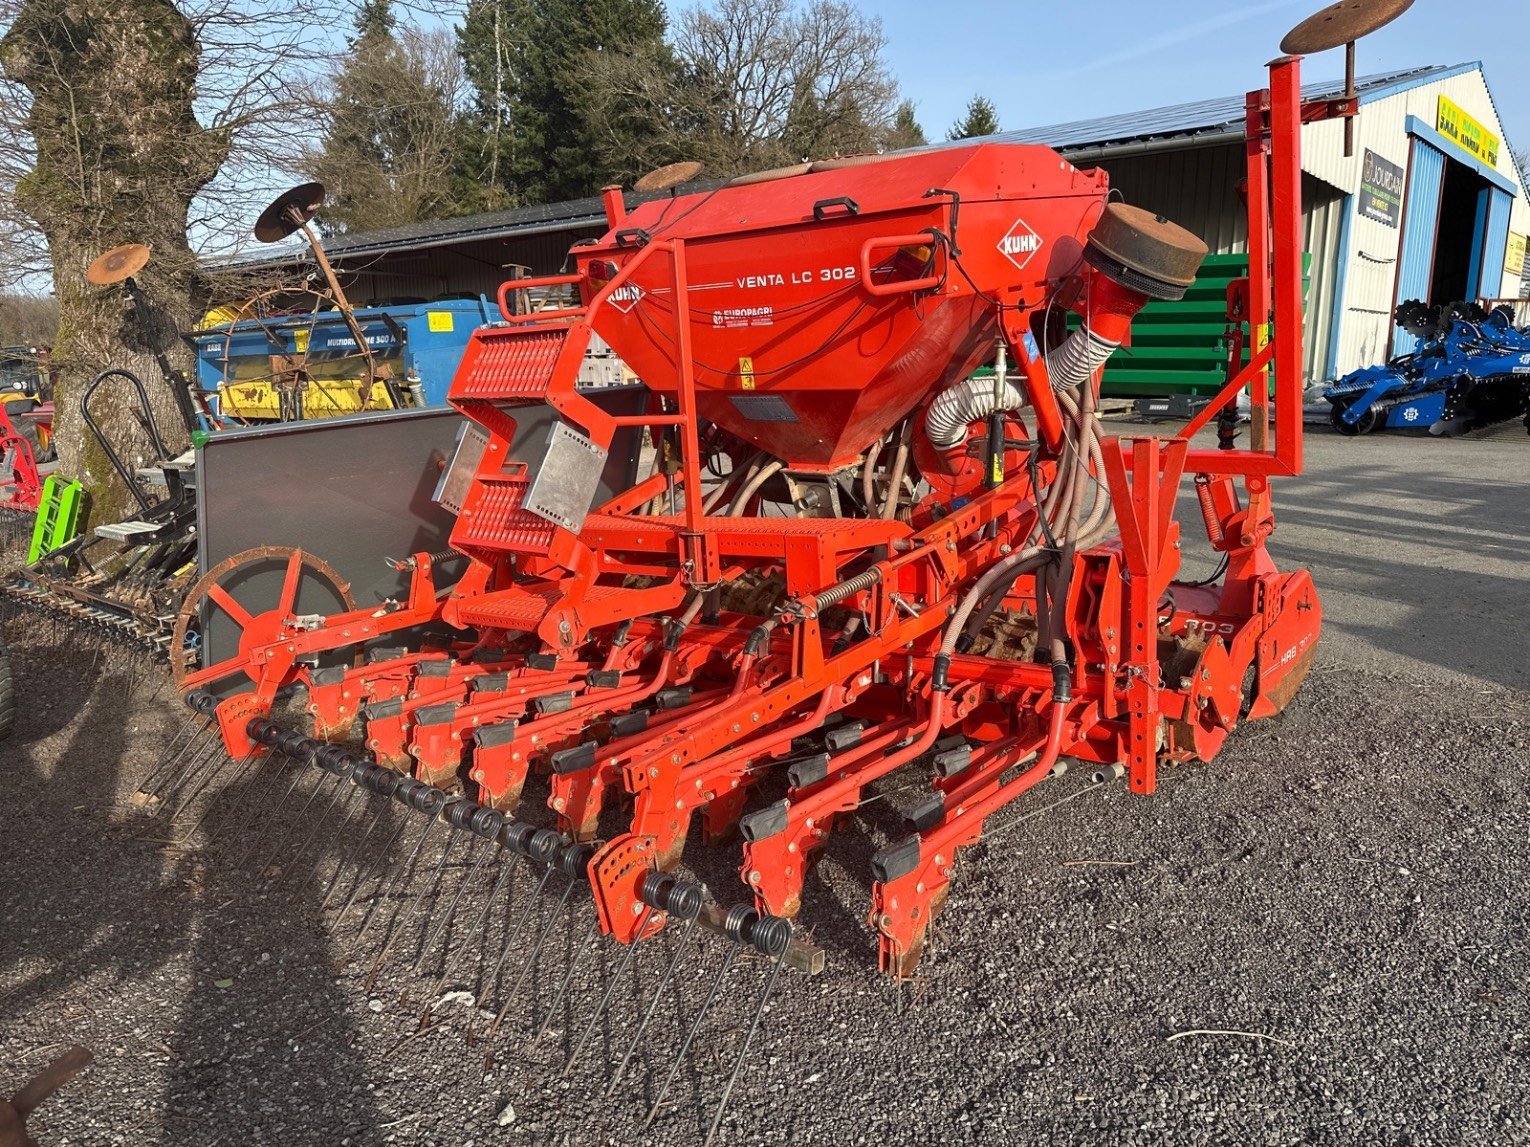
(924, 374, 1028, 448)
(880, 418, 915, 520)
(703, 451, 763, 514)
(728, 459, 784, 516)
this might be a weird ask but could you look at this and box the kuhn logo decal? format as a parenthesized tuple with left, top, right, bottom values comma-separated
(609, 283, 645, 313)
(998, 219, 1042, 270)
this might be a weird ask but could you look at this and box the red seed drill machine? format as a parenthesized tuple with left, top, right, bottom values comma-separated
(142, 2, 1409, 1138)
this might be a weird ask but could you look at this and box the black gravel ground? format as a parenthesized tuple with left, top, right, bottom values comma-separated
(1, 423, 1526, 1146)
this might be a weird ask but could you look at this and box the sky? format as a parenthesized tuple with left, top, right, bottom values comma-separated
(865, 0, 1524, 159)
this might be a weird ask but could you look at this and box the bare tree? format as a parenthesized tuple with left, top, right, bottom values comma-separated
(0, 0, 350, 518)
(582, 0, 902, 180)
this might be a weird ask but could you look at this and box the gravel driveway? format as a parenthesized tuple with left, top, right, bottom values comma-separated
(1, 421, 1525, 1146)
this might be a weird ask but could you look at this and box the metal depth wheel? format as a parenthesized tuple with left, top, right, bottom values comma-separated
(171, 546, 356, 690)
(1330, 402, 1380, 436)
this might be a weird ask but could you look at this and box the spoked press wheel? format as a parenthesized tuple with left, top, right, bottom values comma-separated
(172, 546, 356, 690)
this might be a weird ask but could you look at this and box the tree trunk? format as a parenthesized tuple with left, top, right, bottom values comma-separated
(1, 0, 229, 525)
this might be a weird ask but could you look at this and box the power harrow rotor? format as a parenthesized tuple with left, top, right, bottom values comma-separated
(126, 9, 1411, 1137)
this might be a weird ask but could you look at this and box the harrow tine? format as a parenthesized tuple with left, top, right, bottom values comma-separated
(279, 777, 364, 890)
(606, 881, 707, 1099)
(169, 748, 263, 842)
(332, 799, 418, 925)
(135, 719, 218, 806)
(479, 863, 559, 1009)
(534, 916, 603, 1040)
(431, 852, 521, 992)
(370, 812, 465, 967)
(563, 906, 654, 1076)
(432, 826, 560, 996)
(413, 827, 498, 975)
(323, 794, 400, 911)
(643, 905, 792, 1132)
(152, 736, 228, 812)
(348, 788, 449, 953)
(488, 845, 591, 1029)
(137, 708, 212, 793)
(702, 919, 794, 1147)
(165, 746, 255, 826)
(232, 750, 316, 871)
(642, 938, 743, 1128)
(255, 753, 347, 880)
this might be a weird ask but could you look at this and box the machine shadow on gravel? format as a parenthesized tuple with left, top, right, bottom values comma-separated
(160, 765, 380, 1147)
(0, 629, 380, 1144)
(0, 636, 188, 1004)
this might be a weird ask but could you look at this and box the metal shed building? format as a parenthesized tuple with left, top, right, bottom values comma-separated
(985, 61, 1528, 385)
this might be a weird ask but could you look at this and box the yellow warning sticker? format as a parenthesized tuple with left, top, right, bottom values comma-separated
(739, 356, 755, 390)
(293, 329, 309, 353)
(427, 311, 454, 333)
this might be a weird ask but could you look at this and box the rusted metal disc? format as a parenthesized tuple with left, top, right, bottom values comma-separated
(807, 154, 889, 173)
(86, 243, 150, 286)
(728, 162, 813, 187)
(1085, 203, 1209, 301)
(634, 161, 703, 193)
(1280, 0, 1413, 54)
(253, 181, 326, 243)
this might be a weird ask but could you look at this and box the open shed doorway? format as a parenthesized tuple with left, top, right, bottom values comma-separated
(1428, 159, 1486, 304)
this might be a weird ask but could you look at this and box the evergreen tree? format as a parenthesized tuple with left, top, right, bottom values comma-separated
(948, 95, 999, 141)
(883, 99, 927, 151)
(308, 4, 469, 231)
(457, 0, 671, 205)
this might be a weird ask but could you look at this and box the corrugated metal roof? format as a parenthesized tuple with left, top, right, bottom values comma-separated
(952, 63, 1463, 156)
(239, 61, 1465, 266)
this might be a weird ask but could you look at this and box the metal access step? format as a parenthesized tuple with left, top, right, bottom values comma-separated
(94, 519, 165, 542)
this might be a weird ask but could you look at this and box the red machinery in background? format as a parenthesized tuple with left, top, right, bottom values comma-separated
(146, 4, 1409, 1136)
(0, 347, 54, 520)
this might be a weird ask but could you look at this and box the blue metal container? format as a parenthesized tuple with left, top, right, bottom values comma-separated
(193, 297, 496, 421)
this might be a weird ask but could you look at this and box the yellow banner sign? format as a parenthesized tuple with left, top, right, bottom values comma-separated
(1436, 95, 1500, 167)
(1507, 233, 1527, 279)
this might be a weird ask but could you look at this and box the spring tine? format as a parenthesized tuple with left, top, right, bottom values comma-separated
(564, 906, 653, 1076)
(332, 802, 416, 924)
(374, 820, 463, 964)
(606, 914, 700, 1098)
(259, 770, 345, 883)
(283, 781, 364, 892)
(154, 738, 229, 812)
(323, 793, 397, 910)
(138, 708, 215, 791)
(232, 752, 315, 871)
(218, 746, 296, 841)
(702, 929, 793, 1147)
(534, 916, 603, 1040)
(433, 850, 523, 994)
(141, 724, 220, 805)
(168, 749, 260, 837)
(478, 863, 558, 1008)
(489, 869, 579, 1027)
(351, 814, 440, 952)
(137, 711, 209, 795)
(164, 744, 247, 823)
(643, 940, 744, 1128)
(413, 836, 492, 974)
